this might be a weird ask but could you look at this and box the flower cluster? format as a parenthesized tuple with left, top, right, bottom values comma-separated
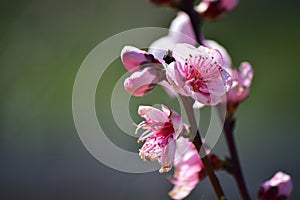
(121, 9, 254, 107)
(119, 0, 293, 199)
(122, 46, 233, 107)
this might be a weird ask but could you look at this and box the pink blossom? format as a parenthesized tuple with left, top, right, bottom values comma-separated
(168, 137, 204, 200)
(197, 0, 239, 20)
(166, 43, 232, 105)
(258, 171, 292, 200)
(121, 46, 164, 96)
(226, 62, 254, 103)
(136, 105, 188, 173)
(193, 39, 232, 109)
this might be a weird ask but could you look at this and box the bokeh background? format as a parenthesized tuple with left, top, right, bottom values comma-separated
(1, 0, 299, 199)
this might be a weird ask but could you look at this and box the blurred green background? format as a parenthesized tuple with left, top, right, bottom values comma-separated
(1, 0, 299, 199)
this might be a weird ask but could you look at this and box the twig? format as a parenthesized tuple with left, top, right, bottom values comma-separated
(180, 96, 226, 200)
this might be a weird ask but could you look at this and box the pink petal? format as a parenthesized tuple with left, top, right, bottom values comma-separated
(172, 43, 201, 63)
(121, 46, 161, 73)
(161, 104, 172, 117)
(238, 62, 253, 87)
(190, 90, 212, 105)
(203, 39, 232, 69)
(169, 110, 184, 138)
(139, 136, 162, 161)
(197, 45, 224, 66)
(124, 67, 159, 96)
(159, 80, 178, 97)
(169, 184, 196, 200)
(121, 46, 147, 72)
(172, 43, 224, 67)
(159, 137, 176, 173)
(166, 62, 190, 96)
(138, 105, 169, 123)
(169, 12, 198, 46)
(169, 137, 203, 200)
(226, 85, 249, 103)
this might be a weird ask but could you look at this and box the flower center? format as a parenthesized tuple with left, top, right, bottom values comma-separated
(186, 66, 208, 93)
(155, 121, 175, 147)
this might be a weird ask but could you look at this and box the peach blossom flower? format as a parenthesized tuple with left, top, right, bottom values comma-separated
(136, 105, 188, 173)
(166, 43, 232, 105)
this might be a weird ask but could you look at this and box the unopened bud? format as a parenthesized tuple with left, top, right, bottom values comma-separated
(196, 0, 238, 20)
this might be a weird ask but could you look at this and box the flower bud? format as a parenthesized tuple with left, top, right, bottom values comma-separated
(258, 171, 292, 200)
(226, 62, 254, 104)
(196, 0, 238, 20)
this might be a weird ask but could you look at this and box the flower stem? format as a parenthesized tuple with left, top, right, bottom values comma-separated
(223, 114, 251, 200)
(180, 96, 226, 200)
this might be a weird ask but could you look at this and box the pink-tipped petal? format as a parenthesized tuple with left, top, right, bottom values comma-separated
(138, 105, 169, 124)
(121, 46, 147, 72)
(169, 137, 203, 200)
(124, 67, 159, 96)
(159, 137, 176, 173)
(121, 46, 161, 73)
